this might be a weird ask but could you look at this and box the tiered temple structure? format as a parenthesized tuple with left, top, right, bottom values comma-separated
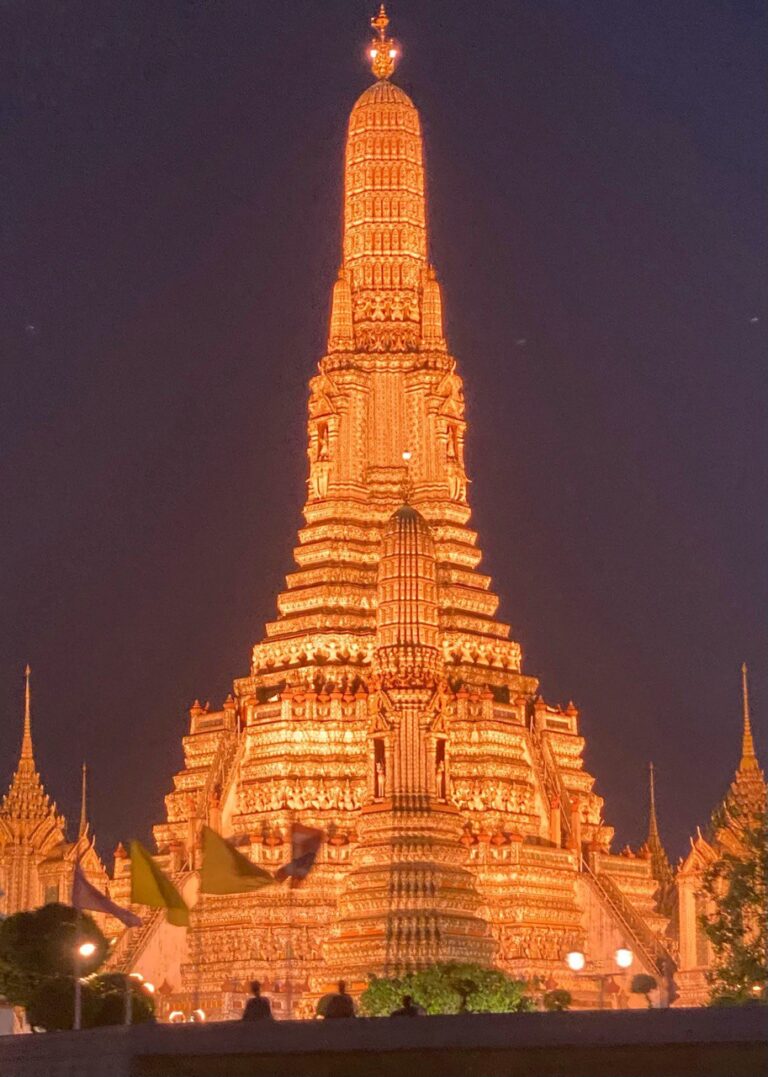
(4, 7, 757, 1016)
(107, 8, 677, 1018)
(0, 667, 107, 917)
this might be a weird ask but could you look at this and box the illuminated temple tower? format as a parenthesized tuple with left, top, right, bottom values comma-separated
(112, 8, 675, 1015)
(0, 668, 107, 917)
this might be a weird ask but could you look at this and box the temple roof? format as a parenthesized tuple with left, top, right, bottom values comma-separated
(0, 667, 64, 831)
(710, 664, 765, 849)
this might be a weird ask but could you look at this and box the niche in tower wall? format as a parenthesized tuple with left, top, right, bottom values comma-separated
(435, 738, 447, 800)
(373, 737, 386, 799)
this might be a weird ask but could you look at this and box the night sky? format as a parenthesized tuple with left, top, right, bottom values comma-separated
(3, 1, 766, 866)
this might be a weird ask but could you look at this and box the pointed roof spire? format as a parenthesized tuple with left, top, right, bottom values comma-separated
(739, 661, 758, 772)
(643, 761, 673, 893)
(21, 663, 34, 764)
(647, 761, 660, 843)
(369, 5, 399, 80)
(1, 666, 59, 826)
(79, 761, 88, 837)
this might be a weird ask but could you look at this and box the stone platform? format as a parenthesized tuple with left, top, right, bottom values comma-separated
(1, 1007, 765, 1077)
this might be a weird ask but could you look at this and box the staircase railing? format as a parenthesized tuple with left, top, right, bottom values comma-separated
(111, 869, 195, 974)
(196, 724, 241, 819)
(581, 858, 676, 979)
(528, 726, 574, 839)
(112, 721, 247, 976)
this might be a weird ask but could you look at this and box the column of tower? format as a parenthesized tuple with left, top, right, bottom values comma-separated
(325, 504, 494, 975)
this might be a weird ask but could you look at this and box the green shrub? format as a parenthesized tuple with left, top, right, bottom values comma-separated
(360, 962, 534, 1016)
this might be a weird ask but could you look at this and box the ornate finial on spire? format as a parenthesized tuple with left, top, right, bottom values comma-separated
(79, 761, 88, 837)
(643, 761, 674, 897)
(647, 761, 660, 842)
(739, 661, 758, 771)
(369, 4, 399, 80)
(21, 663, 34, 763)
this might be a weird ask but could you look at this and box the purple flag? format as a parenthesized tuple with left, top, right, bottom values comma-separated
(72, 864, 142, 928)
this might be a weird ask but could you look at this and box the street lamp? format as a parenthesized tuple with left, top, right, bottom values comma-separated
(615, 946, 634, 970)
(73, 940, 97, 1031)
(564, 946, 634, 1009)
(565, 950, 586, 972)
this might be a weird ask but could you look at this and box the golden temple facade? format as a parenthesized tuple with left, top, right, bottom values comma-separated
(104, 9, 681, 1017)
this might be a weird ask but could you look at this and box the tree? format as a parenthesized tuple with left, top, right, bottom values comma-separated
(542, 988, 572, 1012)
(360, 963, 534, 1016)
(701, 820, 768, 1005)
(26, 973, 154, 1031)
(0, 904, 107, 1008)
(630, 974, 657, 1008)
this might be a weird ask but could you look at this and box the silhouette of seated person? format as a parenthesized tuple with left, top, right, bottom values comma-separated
(323, 980, 356, 1018)
(390, 994, 424, 1017)
(241, 980, 273, 1021)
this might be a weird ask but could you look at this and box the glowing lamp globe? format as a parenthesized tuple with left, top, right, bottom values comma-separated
(615, 946, 634, 969)
(565, 950, 586, 972)
(78, 942, 96, 958)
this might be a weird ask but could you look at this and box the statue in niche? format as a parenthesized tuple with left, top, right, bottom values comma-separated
(372, 737, 387, 798)
(448, 471, 466, 502)
(436, 760, 447, 800)
(317, 423, 329, 461)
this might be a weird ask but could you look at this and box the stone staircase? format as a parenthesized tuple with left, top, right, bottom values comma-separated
(581, 860, 676, 980)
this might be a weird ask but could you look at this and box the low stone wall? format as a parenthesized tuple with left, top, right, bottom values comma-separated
(0, 1006, 765, 1077)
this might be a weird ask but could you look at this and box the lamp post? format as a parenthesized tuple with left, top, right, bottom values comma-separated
(565, 946, 633, 1009)
(73, 941, 96, 1030)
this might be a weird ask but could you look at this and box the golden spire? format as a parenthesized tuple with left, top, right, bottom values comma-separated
(369, 5, 398, 80)
(21, 663, 34, 765)
(647, 761, 660, 843)
(1, 666, 56, 824)
(739, 661, 758, 772)
(644, 761, 673, 891)
(79, 761, 88, 837)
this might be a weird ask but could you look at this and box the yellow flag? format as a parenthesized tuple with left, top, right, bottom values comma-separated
(201, 826, 275, 894)
(130, 841, 189, 927)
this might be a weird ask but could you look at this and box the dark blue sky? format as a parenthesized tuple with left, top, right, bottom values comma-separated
(2, 1, 766, 864)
